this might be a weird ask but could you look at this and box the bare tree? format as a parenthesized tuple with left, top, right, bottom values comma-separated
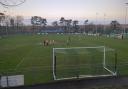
(88, 22, 95, 33)
(60, 17, 65, 25)
(84, 20, 88, 33)
(42, 18, 47, 27)
(59, 17, 72, 33)
(65, 19, 72, 33)
(9, 17, 15, 34)
(41, 18, 47, 33)
(0, 13, 5, 26)
(31, 16, 42, 25)
(110, 20, 121, 34)
(4, 15, 11, 35)
(10, 18, 14, 27)
(0, 13, 5, 36)
(31, 16, 42, 33)
(31, 16, 47, 33)
(59, 17, 65, 32)
(73, 20, 79, 33)
(15, 15, 24, 33)
(52, 21, 58, 27)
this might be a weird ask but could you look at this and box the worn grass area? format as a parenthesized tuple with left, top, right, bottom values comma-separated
(0, 34, 128, 85)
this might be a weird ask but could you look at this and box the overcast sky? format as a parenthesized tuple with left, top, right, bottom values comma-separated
(1, 0, 128, 24)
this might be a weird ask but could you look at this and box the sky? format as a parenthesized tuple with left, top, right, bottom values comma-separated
(1, 0, 128, 25)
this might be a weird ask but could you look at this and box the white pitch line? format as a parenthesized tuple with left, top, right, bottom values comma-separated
(14, 48, 33, 70)
(15, 57, 25, 70)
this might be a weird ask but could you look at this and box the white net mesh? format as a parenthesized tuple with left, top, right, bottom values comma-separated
(53, 46, 117, 80)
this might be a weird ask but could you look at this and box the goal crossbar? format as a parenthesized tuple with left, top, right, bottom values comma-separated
(53, 46, 105, 50)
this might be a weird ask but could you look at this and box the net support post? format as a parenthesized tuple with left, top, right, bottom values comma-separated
(103, 46, 106, 67)
(53, 48, 56, 80)
(114, 51, 117, 76)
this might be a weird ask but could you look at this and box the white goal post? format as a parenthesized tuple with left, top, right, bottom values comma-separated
(52, 46, 117, 80)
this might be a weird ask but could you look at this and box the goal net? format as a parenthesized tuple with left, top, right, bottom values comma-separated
(52, 46, 117, 80)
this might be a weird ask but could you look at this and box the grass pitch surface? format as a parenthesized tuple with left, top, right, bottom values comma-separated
(0, 34, 128, 85)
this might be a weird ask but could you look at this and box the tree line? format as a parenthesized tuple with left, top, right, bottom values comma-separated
(0, 14, 126, 36)
(30, 16, 125, 34)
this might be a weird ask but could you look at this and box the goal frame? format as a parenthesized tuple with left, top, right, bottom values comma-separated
(52, 46, 117, 80)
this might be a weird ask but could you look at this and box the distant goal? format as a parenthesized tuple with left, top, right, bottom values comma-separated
(52, 46, 117, 80)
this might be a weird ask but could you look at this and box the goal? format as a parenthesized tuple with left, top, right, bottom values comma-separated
(52, 46, 117, 80)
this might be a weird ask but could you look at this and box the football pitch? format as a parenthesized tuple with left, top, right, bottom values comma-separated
(0, 34, 128, 85)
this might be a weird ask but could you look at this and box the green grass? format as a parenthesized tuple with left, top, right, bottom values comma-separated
(0, 34, 128, 85)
